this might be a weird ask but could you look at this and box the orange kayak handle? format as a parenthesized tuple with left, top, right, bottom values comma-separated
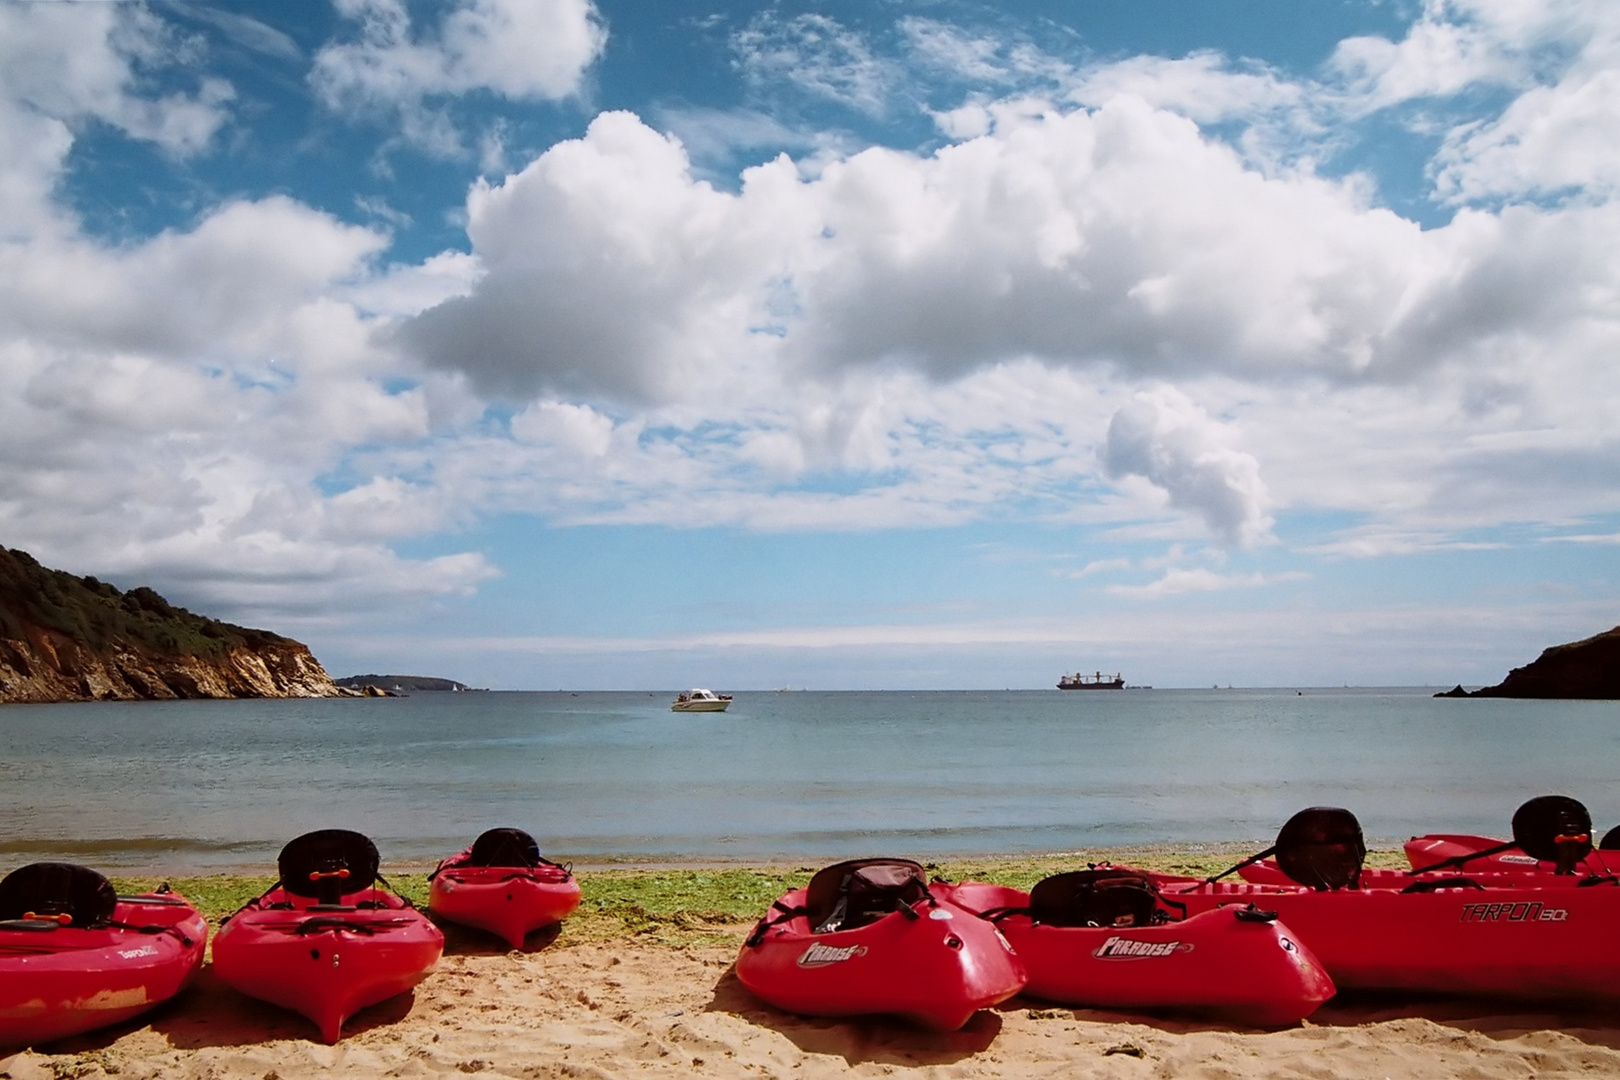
(309, 869, 351, 881)
(21, 911, 73, 925)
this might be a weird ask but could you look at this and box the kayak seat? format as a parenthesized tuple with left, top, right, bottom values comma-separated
(467, 828, 543, 868)
(1512, 795, 1593, 873)
(1274, 807, 1366, 891)
(278, 829, 381, 906)
(0, 862, 118, 928)
(806, 859, 930, 934)
(1028, 868, 1167, 928)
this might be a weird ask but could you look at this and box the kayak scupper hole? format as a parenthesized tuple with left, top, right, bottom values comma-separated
(310, 948, 321, 960)
(945, 935, 963, 950)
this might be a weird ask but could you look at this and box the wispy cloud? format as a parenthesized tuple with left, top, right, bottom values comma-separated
(1064, 557, 1133, 580)
(731, 12, 898, 117)
(1105, 568, 1309, 598)
(1303, 529, 1511, 558)
(1543, 531, 1620, 545)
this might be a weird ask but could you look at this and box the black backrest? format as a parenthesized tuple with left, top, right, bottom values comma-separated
(0, 862, 118, 926)
(805, 858, 928, 932)
(278, 829, 379, 902)
(1512, 795, 1592, 871)
(467, 827, 541, 868)
(1027, 868, 1161, 928)
(1274, 806, 1366, 890)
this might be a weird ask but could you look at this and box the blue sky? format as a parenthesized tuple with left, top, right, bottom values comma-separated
(3, 0, 1619, 689)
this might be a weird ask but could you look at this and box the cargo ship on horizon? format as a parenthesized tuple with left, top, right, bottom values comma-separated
(1058, 671, 1124, 690)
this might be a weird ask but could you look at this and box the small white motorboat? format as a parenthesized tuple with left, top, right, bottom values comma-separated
(671, 688, 732, 712)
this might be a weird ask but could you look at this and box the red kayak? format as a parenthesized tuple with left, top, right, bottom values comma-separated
(1403, 834, 1619, 876)
(1405, 835, 1556, 872)
(212, 830, 443, 1043)
(1154, 801, 1620, 1004)
(736, 859, 1026, 1030)
(939, 872, 1334, 1027)
(1399, 795, 1611, 877)
(0, 863, 207, 1049)
(1154, 872, 1620, 1002)
(429, 828, 581, 949)
(1239, 858, 1613, 889)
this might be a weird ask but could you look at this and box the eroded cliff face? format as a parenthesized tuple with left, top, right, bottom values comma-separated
(0, 630, 348, 703)
(0, 544, 354, 705)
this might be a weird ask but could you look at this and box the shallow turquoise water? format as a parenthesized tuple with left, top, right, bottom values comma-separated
(1, 688, 1616, 871)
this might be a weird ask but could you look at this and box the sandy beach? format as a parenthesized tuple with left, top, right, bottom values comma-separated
(7, 914, 1620, 1080)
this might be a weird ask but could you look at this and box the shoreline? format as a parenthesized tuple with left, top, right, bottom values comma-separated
(9, 841, 1420, 880)
(97, 848, 1420, 940)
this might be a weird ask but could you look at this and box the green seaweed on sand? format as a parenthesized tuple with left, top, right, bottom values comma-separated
(108, 874, 431, 926)
(111, 849, 1407, 950)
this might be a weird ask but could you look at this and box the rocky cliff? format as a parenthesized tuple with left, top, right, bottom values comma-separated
(1437, 625, 1620, 699)
(0, 544, 352, 704)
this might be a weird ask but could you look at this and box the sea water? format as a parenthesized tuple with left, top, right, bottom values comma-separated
(1, 688, 1617, 871)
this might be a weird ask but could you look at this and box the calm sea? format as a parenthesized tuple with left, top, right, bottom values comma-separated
(2, 688, 1616, 872)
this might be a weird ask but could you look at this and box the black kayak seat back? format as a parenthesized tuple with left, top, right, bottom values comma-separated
(805, 858, 929, 933)
(1601, 824, 1620, 852)
(1028, 868, 1161, 928)
(1512, 795, 1593, 869)
(0, 862, 118, 927)
(1274, 806, 1366, 890)
(278, 829, 380, 903)
(467, 827, 542, 868)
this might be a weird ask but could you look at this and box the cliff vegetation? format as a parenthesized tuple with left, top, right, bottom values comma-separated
(0, 544, 350, 704)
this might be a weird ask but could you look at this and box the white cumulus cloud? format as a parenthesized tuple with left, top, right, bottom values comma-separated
(1102, 388, 1273, 548)
(312, 0, 607, 154)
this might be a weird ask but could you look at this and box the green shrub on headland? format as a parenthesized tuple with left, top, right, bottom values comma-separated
(0, 544, 285, 660)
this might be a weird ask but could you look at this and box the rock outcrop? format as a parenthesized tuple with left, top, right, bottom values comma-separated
(0, 544, 353, 704)
(1437, 625, 1620, 699)
(334, 674, 473, 692)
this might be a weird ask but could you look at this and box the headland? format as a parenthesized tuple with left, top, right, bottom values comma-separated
(0, 544, 349, 705)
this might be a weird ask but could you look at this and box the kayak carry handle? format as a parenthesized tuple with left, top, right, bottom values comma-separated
(1233, 905, 1278, 923)
(309, 869, 351, 881)
(295, 916, 382, 936)
(973, 905, 1028, 923)
(116, 894, 189, 906)
(1401, 877, 1484, 893)
(21, 911, 73, 925)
